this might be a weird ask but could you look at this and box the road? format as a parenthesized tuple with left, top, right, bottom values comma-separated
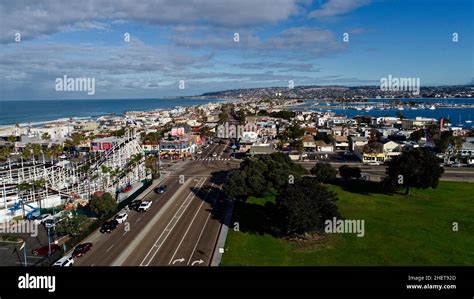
(297, 161, 474, 182)
(73, 141, 240, 266)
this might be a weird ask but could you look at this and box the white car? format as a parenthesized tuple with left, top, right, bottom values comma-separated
(53, 255, 74, 267)
(138, 200, 152, 212)
(197, 150, 203, 155)
(114, 211, 128, 223)
(212, 153, 217, 157)
(366, 161, 380, 166)
(34, 214, 54, 225)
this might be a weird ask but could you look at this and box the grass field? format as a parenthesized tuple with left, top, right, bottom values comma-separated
(221, 181, 474, 266)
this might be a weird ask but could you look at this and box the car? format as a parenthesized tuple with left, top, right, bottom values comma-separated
(33, 214, 54, 225)
(365, 161, 380, 166)
(52, 255, 74, 267)
(43, 219, 55, 228)
(154, 185, 167, 194)
(72, 243, 93, 257)
(197, 150, 203, 155)
(114, 211, 128, 223)
(128, 200, 142, 211)
(137, 200, 152, 212)
(32, 244, 59, 256)
(212, 153, 217, 157)
(100, 220, 119, 233)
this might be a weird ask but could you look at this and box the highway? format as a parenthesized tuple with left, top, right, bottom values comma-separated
(72, 141, 240, 266)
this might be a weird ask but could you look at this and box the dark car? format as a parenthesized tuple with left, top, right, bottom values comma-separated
(128, 200, 142, 211)
(32, 244, 59, 256)
(154, 185, 167, 194)
(100, 220, 119, 233)
(72, 243, 93, 257)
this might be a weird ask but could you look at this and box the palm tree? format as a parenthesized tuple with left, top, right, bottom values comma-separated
(41, 132, 51, 141)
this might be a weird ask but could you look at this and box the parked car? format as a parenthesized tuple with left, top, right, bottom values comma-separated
(365, 161, 380, 166)
(33, 214, 54, 225)
(128, 200, 142, 211)
(52, 255, 74, 267)
(154, 185, 167, 194)
(197, 150, 203, 155)
(137, 200, 152, 212)
(212, 153, 217, 157)
(450, 163, 465, 168)
(114, 211, 128, 224)
(32, 244, 59, 256)
(72, 243, 93, 257)
(121, 185, 133, 193)
(100, 220, 119, 233)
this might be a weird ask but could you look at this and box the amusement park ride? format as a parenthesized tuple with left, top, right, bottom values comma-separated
(0, 130, 147, 222)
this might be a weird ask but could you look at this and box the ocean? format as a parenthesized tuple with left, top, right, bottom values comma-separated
(0, 98, 225, 126)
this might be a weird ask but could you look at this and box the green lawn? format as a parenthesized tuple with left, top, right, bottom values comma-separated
(221, 181, 474, 266)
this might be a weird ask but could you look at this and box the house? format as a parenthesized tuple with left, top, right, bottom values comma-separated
(349, 136, 368, 151)
(334, 135, 349, 152)
(315, 140, 334, 152)
(142, 141, 160, 153)
(302, 135, 316, 151)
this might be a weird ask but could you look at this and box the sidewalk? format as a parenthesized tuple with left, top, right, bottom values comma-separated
(211, 199, 235, 266)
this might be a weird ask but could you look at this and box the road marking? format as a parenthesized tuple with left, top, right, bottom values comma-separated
(172, 258, 185, 264)
(139, 178, 207, 266)
(187, 186, 222, 265)
(0, 247, 9, 250)
(191, 259, 204, 266)
(91, 263, 95, 267)
(168, 185, 215, 264)
(136, 217, 142, 223)
(106, 244, 114, 252)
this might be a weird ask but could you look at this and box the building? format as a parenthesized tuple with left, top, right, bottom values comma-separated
(91, 137, 120, 151)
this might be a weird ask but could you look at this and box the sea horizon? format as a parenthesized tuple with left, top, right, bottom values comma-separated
(0, 98, 226, 126)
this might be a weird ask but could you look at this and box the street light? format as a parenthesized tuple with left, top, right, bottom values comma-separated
(20, 241, 27, 267)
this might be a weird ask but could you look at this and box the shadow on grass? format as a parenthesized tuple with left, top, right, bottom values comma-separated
(331, 178, 394, 196)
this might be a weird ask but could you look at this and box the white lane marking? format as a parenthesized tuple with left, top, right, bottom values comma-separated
(191, 259, 204, 266)
(187, 186, 222, 265)
(106, 244, 114, 252)
(139, 178, 207, 266)
(168, 185, 215, 264)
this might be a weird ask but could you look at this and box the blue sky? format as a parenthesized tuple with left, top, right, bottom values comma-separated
(0, 0, 472, 100)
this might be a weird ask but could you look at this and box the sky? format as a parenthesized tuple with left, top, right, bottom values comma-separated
(0, 0, 473, 100)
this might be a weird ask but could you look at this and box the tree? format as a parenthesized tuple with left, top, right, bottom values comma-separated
(89, 192, 117, 217)
(274, 177, 339, 236)
(7, 135, 16, 143)
(409, 129, 424, 142)
(338, 165, 361, 180)
(41, 132, 51, 141)
(270, 110, 295, 120)
(383, 148, 444, 195)
(284, 123, 304, 140)
(218, 112, 228, 124)
(224, 153, 308, 201)
(145, 155, 160, 179)
(310, 162, 337, 183)
(55, 215, 90, 237)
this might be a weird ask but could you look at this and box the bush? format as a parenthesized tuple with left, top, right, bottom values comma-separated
(310, 162, 337, 183)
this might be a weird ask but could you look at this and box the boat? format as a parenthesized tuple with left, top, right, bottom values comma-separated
(429, 105, 436, 110)
(465, 114, 472, 124)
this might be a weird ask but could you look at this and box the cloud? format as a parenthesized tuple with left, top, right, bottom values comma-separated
(309, 0, 371, 18)
(0, 0, 301, 43)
